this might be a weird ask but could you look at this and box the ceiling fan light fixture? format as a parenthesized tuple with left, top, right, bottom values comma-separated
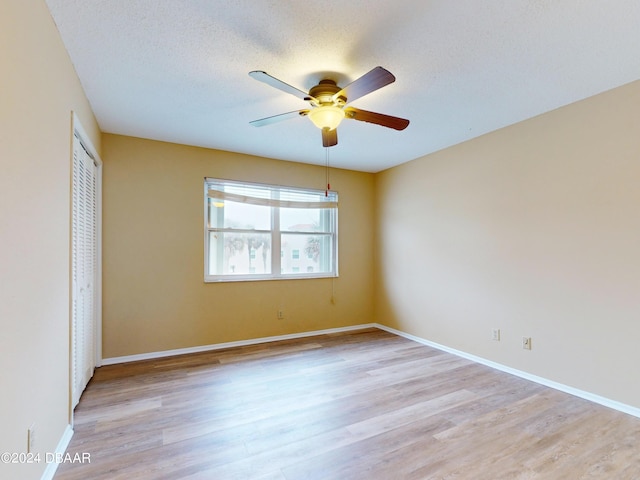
(308, 105, 345, 131)
(248, 68, 409, 147)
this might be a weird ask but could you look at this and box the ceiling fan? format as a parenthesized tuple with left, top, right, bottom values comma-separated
(248, 66, 410, 147)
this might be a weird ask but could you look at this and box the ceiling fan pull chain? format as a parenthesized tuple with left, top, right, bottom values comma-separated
(325, 147, 331, 196)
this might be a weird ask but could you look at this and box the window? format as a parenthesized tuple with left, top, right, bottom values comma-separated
(205, 178, 338, 282)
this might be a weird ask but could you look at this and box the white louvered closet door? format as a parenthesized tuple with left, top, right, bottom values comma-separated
(72, 133, 97, 408)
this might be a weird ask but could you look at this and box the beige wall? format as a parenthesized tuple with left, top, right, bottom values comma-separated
(375, 80, 640, 408)
(101, 134, 375, 358)
(0, 1, 101, 479)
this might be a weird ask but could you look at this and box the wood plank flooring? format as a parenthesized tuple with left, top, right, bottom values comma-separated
(54, 328, 640, 479)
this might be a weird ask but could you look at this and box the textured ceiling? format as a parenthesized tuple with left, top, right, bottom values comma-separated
(45, 0, 640, 172)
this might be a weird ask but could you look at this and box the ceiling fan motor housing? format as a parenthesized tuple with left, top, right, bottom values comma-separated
(309, 79, 346, 106)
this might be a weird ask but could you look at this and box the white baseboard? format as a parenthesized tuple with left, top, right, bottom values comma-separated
(41, 424, 73, 480)
(375, 323, 640, 419)
(102, 324, 376, 365)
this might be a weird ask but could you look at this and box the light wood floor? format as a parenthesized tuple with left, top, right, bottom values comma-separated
(55, 328, 640, 479)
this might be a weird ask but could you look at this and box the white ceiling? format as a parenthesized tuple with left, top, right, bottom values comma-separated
(45, 0, 640, 173)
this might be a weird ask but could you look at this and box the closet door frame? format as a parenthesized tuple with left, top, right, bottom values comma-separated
(70, 112, 102, 417)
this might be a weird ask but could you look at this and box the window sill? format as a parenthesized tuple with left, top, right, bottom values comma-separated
(204, 273, 338, 283)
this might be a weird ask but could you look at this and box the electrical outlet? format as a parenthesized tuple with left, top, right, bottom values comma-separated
(27, 424, 36, 453)
(522, 337, 532, 350)
(277, 310, 284, 319)
(492, 329, 500, 341)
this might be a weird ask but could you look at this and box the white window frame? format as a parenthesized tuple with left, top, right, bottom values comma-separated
(204, 178, 338, 282)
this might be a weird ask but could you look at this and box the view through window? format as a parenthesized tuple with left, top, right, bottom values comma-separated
(204, 178, 338, 281)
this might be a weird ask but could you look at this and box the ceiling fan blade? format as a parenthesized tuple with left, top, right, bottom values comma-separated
(333, 66, 396, 104)
(344, 107, 409, 131)
(322, 128, 338, 147)
(249, 71, 309, 100)
(250, 110, 309, 127)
